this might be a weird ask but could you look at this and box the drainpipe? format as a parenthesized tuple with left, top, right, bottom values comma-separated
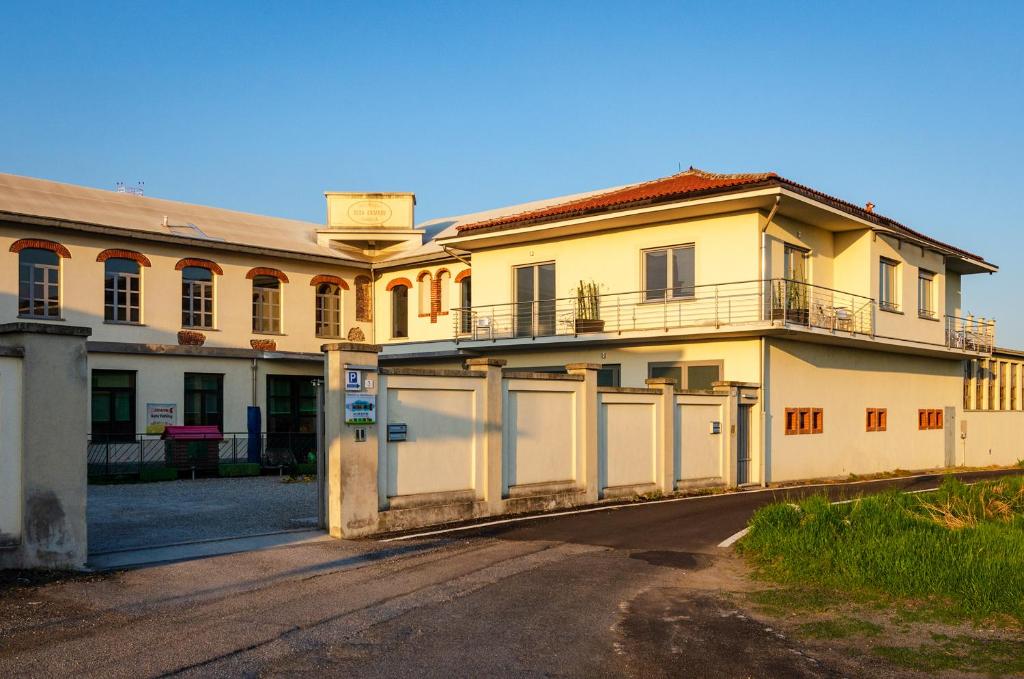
(251, 358, 258, 405)
(759, 196, 781, 488)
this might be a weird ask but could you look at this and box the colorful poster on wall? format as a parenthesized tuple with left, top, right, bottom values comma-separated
(146, 403, 176, 434)
(345, 394, 376, 425)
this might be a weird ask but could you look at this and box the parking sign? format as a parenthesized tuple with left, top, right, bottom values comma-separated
(345, 369, 361, 391)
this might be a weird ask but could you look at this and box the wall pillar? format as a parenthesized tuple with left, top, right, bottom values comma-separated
(0, 322, 91, 570)
(566, 363, 600, 503)
(466, 357, 507, 514)
(714, 381, 742, 487)
(645, 377, 676, 494)
(322, 342, 381, 538)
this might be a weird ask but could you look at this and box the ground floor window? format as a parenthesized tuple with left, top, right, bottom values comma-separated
(647, 361, 722, 390)
(267, 375, 318, 434)
(184, 373, 224, 430)
(597, 364, 620, 387)
(91, 370, 136, 442)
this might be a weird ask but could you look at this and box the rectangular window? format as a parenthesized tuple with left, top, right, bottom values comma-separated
(182, 267, 214, 328)
(91, 370, 136, 442)
(316, 285, 342, 338)
(919, 408, 943, 430)
(104, 262, 141, 323)
(643, 244, 695, 301)
(252, 277, 282, 333)
(647, 361, 722, 390)
(184, 373, 224, 430)
(866, 408, 888, 432)
(785, 407, 823, 435)
(879, 258, 900, 312)
(784, 245, 810, 283)
(597, 364, 621, 388)
(784, 408, 799, 435)
(18, 249, 60, 318)
(917, 270, 936, 319)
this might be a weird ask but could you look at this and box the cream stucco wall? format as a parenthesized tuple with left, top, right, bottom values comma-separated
(0, 355, 23, 547)
(467, 211, 761, 312)
(0, 224, 368, 353)
(767, 338, 962, 481)
(599, 393, 659, 490)
(375, 260, 470, 344)
(88, 353, 321, 433)
(503, 378, 580, 490)
(961, 411, 1024, 467)
(676, 400, 725, 483)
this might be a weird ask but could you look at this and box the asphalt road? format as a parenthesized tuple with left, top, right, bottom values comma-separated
(2, 469, 1019, 679)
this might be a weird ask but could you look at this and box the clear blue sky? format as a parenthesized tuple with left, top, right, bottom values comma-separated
(2, 2, 1022, 344)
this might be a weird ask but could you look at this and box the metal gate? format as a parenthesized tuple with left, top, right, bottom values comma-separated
(736, 404, 751, 485)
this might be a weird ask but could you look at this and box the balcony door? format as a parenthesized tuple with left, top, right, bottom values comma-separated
(514, 263, 556, 337)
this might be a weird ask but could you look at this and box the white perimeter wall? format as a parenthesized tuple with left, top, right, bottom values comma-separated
(503, 377, 581, 492)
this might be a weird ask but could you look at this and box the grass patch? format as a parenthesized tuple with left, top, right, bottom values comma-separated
(796, 617, 882, 640)
(739, 475, 1024, 623)
(875, 636, 1024, 675)
(218, 463, 261, 477)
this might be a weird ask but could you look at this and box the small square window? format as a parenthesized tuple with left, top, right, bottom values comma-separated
(811, 408, 823, 434)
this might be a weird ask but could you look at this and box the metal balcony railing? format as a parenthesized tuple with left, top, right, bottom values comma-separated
(945, 315, 995, 353)
(452, 279, 876, 341)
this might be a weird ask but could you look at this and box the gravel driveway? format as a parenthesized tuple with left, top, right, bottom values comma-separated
(87, 476, 318, 554)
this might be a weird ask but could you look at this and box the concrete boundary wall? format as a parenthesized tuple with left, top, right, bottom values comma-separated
(961, 411, 1024, 467)
(323, 344, 753, 537)
(0, 323, 91, 569)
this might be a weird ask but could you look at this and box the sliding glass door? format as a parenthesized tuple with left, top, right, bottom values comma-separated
(514, 263, 556, 337)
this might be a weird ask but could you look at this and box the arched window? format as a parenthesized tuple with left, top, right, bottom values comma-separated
(459, 274, 472, 333)
(18, 248, 60, 318)
(417, 272, 432, 315)
(391, 284, 409, 338)
(252, 275, 281, 333)
(182, 266, 215, 328)
(355, 275, 372, 322)
(437, 270, 452, 312)
(104, 258, 141, 323)
(316, 283, 342, 338)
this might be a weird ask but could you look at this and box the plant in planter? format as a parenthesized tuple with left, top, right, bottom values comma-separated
(573, 280, 605, 333)
(786, 280, 810, 325)
(177, 330, 206, 346)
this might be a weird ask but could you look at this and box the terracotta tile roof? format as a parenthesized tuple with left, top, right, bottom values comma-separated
(453, 168, 991, 265)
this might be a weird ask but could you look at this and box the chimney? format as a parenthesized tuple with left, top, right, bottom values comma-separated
(865, 202, 875, 213)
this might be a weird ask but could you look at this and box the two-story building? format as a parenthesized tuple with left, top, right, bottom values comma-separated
(0, 168, 1011, 484)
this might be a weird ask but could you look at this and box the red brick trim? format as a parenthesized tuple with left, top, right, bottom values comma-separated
(175, 258, 223, 275)
(454, 269, 472, 283)
(246, 267, 289, 283)
(416, 270, 432, 282)
(386, 277, 412, 291)
(9, 238, 71, 259)
(355, 275, 372, 322)
(310, 274, 349, 290)
(96, 249, 151, 267)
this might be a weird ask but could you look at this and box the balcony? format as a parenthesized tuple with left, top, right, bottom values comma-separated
(451, 278, 995, 355)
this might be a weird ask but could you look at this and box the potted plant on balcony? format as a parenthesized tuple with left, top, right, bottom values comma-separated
(769, 280, 809, 325)
(574, 280, 605, 333)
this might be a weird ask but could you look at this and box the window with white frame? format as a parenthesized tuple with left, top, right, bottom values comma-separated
(316, 283, 342, 338)
(18, 248, 60, 318)
(918, 269, 936, 318)
(643, 244, 695, 301)
(879, 258, 900, 312)
(104, 258, 141, 323)
(252, 275, 282, 333)
(181, 266, 214, 328)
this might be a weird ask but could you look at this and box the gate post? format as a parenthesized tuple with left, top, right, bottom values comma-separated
(715, 382, 742, 488)
(566, 363, 600, 503)
(466, 358, 506, 515)
(322, 342, 381, 538)
(645, 377, 677, 495)
(0, 322, 91, 570)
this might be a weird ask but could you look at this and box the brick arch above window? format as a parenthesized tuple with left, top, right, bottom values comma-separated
(416, 270, 432, 282)
(9, 238, 71, 259)
(175, 258, 223, 275)
(96, 249, 151, 267)
(245, 267, 289, 283)
(455, 269, 471, 283)
(435, 267, 451, 278)
(310, 274, 349, 290)
(386, 277, 413, 291)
